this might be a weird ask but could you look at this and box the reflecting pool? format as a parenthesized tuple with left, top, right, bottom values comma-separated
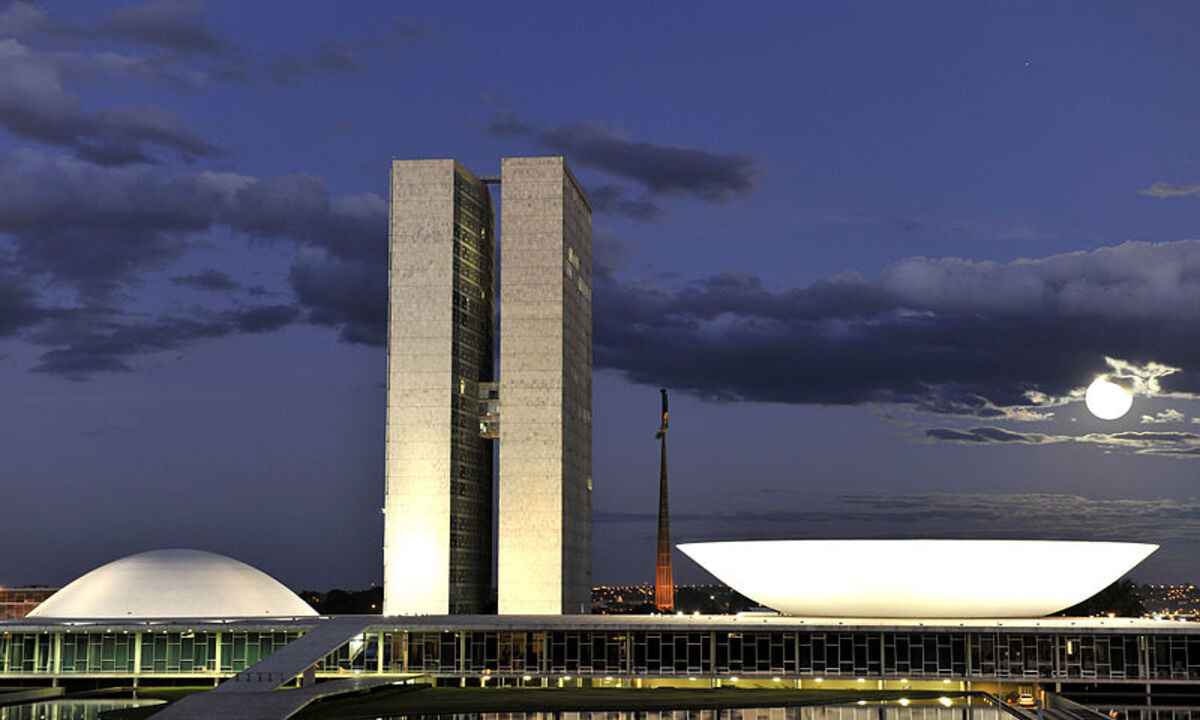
(0, 700, 162, 720)
(364, 706, 1011, 720)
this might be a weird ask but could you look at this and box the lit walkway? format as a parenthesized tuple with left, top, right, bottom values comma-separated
(152, 616, 388, 720)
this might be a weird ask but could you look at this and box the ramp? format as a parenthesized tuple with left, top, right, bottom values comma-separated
(152, 676, 400, 720)
(215, 615, 374, 692)
(152, 616, 380, 720)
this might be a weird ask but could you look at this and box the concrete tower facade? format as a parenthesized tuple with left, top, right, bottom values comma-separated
(384, 159, 495, 615)
(385, 155, 591, 616)
(498, 156, 593, 615)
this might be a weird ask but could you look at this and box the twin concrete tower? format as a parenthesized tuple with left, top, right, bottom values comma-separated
(384, 157, 593, 615)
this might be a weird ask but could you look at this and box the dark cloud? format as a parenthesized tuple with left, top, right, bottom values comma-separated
(921, 426, 1200, 457)
(268, 18, 427, 85)
(0, 40, 217, 165)
(289, 252, 386, 346)
(925, 427, 1046, 443)
(0, 150, 384, 297)
(0, 151, 227, 295)
(102, 0, 223, 55)
(268, 44, 356, 85)
(30, 303, 299, 380)
(0, 270, 44, 337)
(488, 113, 756, 203)
(0, 149, 385, 371)
(587, 184, 662, 222)
(1104, 430, 1199, 444)
(170, 268, 238, 292)
(231, 304, 298, 333)
(487, 113, 536, 137)
(594, 241, 1200, 421)
(221, 176, 385, 262)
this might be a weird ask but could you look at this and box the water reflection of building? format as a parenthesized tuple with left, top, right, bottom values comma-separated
(467, 709, 1010, 720)
(0, 587, 56, 620)
(0, 700, 163, 720)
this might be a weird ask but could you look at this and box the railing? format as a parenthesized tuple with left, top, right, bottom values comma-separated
(1044, 692, 1115, 720)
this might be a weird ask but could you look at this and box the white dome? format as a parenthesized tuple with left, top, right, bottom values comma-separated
(28, 549, 318, 619)
(679, 539, 1157, 618)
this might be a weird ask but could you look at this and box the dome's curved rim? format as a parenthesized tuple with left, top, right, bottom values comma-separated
(28, 549, 318, 620)
(678, 539, 1157, 619)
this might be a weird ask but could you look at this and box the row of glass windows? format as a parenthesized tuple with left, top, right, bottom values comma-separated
(6, 630, 1200, 681)
(448, 172, 494, 618)
(395, 631, 1200, 682)
(0, 632, 298, 674)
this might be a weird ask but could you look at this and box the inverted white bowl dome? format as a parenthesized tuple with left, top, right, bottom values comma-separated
(678, 539, 1157, 618)
(28, 549, 318, 619)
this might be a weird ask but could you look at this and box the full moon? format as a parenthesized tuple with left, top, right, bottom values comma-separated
(1085, 377, 1133, 420)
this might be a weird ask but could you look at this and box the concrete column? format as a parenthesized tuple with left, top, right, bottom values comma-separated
(378, 632, 385, 674)
(1140, 635, 1150, 683)
(459, 632, 468, 675)
(1053, 634, 1060, 678)
(52, 633, 62, 676)
(214, 632, 223, 676)
(133, 632, 142, 678)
